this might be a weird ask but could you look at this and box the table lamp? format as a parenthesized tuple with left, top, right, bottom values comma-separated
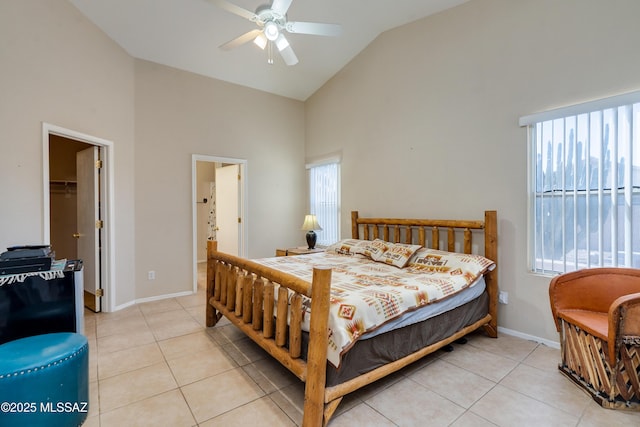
(301, 215, 322, 249)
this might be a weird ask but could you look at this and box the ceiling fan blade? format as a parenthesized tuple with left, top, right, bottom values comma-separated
(285, 21, 343, 37)
(271, 0, 293, 16)
(275, 34, 298, 66)
(219, 29, 262, 50)
(207, 0, 258, 22)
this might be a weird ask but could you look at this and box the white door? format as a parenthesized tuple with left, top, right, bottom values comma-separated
(76, 147, 102, 312)
(214, 164, 239, 255)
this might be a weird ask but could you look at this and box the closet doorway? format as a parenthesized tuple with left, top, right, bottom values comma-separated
(192, 155, 247, 292)
(43, 123, 113, 313)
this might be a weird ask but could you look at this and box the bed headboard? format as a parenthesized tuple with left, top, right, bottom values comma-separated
(350, 210, 497, 263)
(351, 210, 498, 338)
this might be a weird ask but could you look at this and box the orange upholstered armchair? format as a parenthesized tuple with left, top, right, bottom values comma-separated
(549, 268, 640, 410)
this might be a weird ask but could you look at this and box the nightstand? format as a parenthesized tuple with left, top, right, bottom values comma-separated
(275, 247, 324, 256)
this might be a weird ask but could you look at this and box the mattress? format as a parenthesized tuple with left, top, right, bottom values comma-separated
(255, 250, 493, 367)
(360, 276, 486, 340)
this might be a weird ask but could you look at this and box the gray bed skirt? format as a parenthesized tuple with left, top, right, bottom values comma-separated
(301, 291, 489, 387)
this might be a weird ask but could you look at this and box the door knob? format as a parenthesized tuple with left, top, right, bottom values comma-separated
(73, 233, 81, 239)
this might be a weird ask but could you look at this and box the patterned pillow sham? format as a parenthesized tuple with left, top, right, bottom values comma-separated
(325, 238, 392, 258)
(350, 239, 392, 259)
(372, 242, 422, 268)
(326, 239, 422, 268)
(406, 247, 495, 282)
(325, 239, 366, 255)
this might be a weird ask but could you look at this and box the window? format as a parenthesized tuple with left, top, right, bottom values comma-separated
(307, 159, 340, 246)
(520, 91, 640, 274)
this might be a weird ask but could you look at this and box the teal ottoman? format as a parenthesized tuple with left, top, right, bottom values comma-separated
(0, 333, 89, 427)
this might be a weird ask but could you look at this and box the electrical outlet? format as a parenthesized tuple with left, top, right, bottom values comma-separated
(148, 270, 155, 280)
(498, 291, 508, 304)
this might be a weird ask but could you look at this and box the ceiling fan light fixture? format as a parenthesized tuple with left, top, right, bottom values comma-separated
(253, 33, 267, 50)
(264, 21, 279, 41)
(275, 34, 289, 51)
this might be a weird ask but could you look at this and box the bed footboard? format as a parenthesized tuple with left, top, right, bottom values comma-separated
(206, 241, 332, 426)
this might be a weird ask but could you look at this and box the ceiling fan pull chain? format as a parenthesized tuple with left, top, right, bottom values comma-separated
(267, 41, 274, 65)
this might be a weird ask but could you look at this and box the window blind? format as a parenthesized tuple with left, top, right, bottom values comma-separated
(523, 93, 640, 274)
(308, 162, 340, 246)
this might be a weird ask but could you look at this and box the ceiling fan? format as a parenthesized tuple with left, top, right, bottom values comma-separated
(209, 0, 342, 66)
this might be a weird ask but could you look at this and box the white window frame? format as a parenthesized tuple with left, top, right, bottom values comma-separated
(520, 90, 640, 275)
(306, 155, 341, 246)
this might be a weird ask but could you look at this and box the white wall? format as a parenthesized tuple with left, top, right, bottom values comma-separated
(0, 0, 137, 308)
(133, 60, 305, 299)
(305, 0, 640, 342)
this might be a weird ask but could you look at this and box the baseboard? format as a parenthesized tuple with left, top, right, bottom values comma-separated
(498, 326, 560, 349)
(135, 290, 194, 305)
(102, 290, 196, 313)
(111, 299, 137, 312)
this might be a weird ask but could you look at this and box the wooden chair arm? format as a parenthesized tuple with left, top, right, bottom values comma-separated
(608, 292, 640, 366)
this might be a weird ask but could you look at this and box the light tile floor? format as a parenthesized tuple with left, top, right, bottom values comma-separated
(83, 264, 640, 426)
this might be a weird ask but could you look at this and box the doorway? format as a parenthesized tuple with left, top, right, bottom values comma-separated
(192, 155, 247, 292)
(43, 123, 113, 312)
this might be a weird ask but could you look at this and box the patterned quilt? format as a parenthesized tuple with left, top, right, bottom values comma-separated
(254, 247, 495, 367)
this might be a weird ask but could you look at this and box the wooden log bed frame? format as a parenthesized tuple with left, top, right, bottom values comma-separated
(206, 210, 498, 426)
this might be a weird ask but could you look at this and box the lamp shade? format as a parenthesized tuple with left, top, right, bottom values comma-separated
(301, 215, 322, 231)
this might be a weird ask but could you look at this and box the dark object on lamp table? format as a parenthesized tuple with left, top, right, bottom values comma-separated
(301, 215, 322, 249)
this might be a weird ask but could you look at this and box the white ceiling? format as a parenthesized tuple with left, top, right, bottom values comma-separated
(68, 0, 469, 101)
